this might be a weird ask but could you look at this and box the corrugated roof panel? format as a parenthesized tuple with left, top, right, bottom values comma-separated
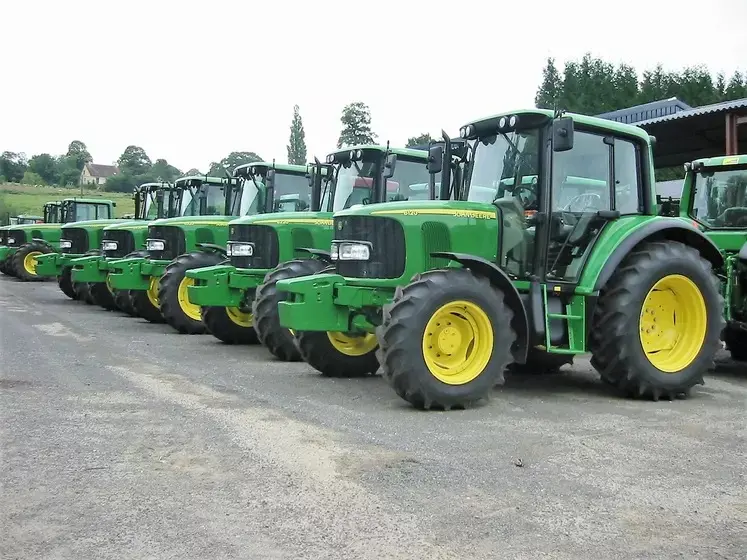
(635, 98, 747, 126)
(596, 98, 692, 124)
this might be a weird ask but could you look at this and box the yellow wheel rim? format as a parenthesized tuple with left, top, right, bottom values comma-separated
(177, 277, 202, 321)
(23, 251, 42, 275)
(226, 306, 253, 327)
(146, 276, 160, 308)
(422, 300, 494, 386)
(106, 274, 114, 295)
(326, 332, 378, 356)
(639, 274, 707, 372)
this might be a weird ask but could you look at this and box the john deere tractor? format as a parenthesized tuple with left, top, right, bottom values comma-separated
(277, 109, 726, 409)
(5, 199, 117, 283)
(0, 202, 57, 277)
(677, 154, 747, 362)
(186, 145, 442, 359)
(33, 198, 122, 299)
(68, 182, 189, 312)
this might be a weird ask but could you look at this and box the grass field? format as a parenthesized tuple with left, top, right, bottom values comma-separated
(0, 183, 135, 220)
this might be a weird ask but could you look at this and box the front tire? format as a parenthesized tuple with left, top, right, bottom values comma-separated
(159, 251, 224, 334)
(377, 268, 517, 410)
(723, 326, 747, 362)
(12, 242, 52, 282)
(58, 266, 78, 300)
(589, 240, 724, 400)
(201, 305, 259, 344)
(253, 258, 329, 362)
(114, 250, 148, 317)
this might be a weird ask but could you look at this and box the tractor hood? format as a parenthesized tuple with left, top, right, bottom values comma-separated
(147, 215, 234, 227)
(103, 219, 148, 231)
(62, 219, 130, 229)
(229, 211, 333, 226)
(4, 223, 65, 232)
(333, 199, 498, 221)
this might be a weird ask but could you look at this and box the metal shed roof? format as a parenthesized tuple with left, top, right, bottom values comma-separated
(633, 98, 747, 126)
(596, 98, 692, 124)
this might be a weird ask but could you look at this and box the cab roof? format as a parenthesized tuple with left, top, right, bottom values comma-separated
(462, 108, 653, 143)
(61, 197, 115, 204)
(690, 154, 747, 168)
(327, 144, 429, 160)
(232, 162, 309, 176)
(174, 175, 238, 187)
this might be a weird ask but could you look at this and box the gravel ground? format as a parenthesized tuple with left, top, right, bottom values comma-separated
(1, 276, 746, 560)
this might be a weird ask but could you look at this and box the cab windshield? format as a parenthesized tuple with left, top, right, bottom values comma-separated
(273, 173, 311, 212)
(331, 159, 380, 211)
(692, 167, 747, 228)
(464, 129, 541, 210)
(182, 183, 229, 216)
(233, 175, 263, 216)
(44, 205, 59, 223)
(64, 202, 112, 222)
(143, 188, 163, 219)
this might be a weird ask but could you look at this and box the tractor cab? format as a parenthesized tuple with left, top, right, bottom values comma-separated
(685, 156, 747, 230)
(43, 202, 61, 223)
(60, 198, 116, 223)
(230, 161, 313, 217)
(134, 182, 185, 221)
(11, 214, 44, 225)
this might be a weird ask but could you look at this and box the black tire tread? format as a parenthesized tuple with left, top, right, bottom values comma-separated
(200, 305, 259, 344)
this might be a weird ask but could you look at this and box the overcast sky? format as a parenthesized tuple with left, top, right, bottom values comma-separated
(2, 0, 745, 172)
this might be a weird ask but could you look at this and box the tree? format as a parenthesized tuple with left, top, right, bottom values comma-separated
(534, 57, 563, 110)
(104, 174, 137, 193)
(27, 153, 60, 185)
(117, 145, 152, 176)
(151, 158, 182, 182)
(208, 151, 263, 176)
(406, 133, 434, 148)
(337, 102, 376, 148)
(66, 140, 92, 171)
(21, 171, 45, 186)
(286, 104, 307, 165)
(0, 152, 28, 183)
(185, 168, 202, 176)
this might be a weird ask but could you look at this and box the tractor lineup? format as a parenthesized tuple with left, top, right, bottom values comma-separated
(2, 111, 745, 410)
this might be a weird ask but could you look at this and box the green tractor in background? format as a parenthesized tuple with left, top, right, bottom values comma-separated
(108, 164, 309, 334)
(33, 198, 122, 300)
(69, 181, 190, 312)
(0, 202, 58, 277)
(678, 154, 747, 362)
(3, 199, 116, 283)
(186, 145, 442, 360)
(277, 109, 726, 410)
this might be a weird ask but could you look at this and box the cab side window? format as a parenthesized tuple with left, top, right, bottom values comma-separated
(614, 139, 641, 214)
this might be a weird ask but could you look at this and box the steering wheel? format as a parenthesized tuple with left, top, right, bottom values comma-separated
(512, 184, 538, 208)
(563, 192, 604, 213)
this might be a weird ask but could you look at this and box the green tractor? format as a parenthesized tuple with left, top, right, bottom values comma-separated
(678, 154, 747, 362)
(276, 109, 726, 409)
(33, 198, 122, 299)
(0, 202, 58, 277)
(68, 182, 188, 312)
(186, 145, 442, 359)
(4, 199, 117, 283)
(107, 164, 308, 334)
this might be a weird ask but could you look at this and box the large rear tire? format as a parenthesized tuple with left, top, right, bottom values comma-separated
(201, 305, 259, 344)
(159, 251, 224, 334)
(12, 242, 52, 282)
(89, 281, 118, 311)
(377, 268, 516, 410)
(58, 266, 78, 300)
(589, 240, 724, 400)
(253, 259, 329, 362)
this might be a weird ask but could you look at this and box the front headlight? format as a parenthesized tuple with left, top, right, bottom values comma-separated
(59, 239, 72, 249)
(146, 239, 165, 251)
(7, 237, 15, 245)
(101, 240, 118, 251)
(227, 242, 254, 257)
(330, 241, 371, 261)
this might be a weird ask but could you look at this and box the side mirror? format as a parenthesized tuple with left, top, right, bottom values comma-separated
(552, 117, 574, 152)
(427, 145, 443, 174)
(112, 202, 117, 207)
(383, 153, 397, 179)
(266, 169, 276, 190)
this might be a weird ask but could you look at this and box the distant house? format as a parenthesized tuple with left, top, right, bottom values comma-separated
(80, 163, 119, 186)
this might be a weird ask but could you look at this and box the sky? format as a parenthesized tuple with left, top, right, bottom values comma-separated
(2, 0, 746, 173)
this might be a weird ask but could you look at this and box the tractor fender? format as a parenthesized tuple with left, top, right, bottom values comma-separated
(195, 243, 228, 257)
(31, 238, 56, 251)
(593, 219, 724, 292)
(296, 247, 332, 262)
(431, 251, 529, 363)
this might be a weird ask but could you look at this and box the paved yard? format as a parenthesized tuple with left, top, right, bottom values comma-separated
(1, 276, 745, 559)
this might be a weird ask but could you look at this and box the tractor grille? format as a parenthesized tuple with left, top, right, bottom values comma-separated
(334, 216, 405, 279)
(147, 225, 185, 260)
(63, 228, 88, 254)
(228, 224, 279, 269)
(7, 229, 26, 245)
(103, 230, 135, 258)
